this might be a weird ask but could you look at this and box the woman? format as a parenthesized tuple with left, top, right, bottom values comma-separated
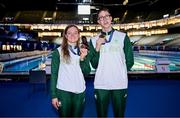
(50, 25, 90, 117)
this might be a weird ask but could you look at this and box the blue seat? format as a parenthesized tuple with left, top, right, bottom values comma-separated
(29, 70, 47, 93)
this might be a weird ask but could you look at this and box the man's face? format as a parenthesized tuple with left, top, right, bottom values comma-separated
(97, 11, 112, 29)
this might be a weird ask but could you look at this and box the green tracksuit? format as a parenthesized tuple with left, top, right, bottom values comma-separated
(50, 46, 91, 117)
(88, 29, 134, 117)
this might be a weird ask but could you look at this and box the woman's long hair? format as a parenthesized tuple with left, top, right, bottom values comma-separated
(61, 25, 80, 63)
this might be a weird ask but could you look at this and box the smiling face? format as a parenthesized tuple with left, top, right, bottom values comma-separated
(65, 26, 80, 44)
(97, 10, 112, 31)
(61, 25, 80, 63)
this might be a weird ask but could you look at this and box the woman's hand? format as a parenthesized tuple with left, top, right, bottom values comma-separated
(80, 48, 88, 61)
(52, 98, 60, 110)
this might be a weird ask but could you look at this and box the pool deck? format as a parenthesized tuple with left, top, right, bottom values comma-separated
(0, 70, 180, 81)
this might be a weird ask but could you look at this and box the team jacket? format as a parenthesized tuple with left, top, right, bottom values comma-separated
(89, 29, 134, 90)
(50, 46, 91, 98)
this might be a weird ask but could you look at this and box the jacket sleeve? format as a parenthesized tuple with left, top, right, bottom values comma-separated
(80, 56, 91, 76)
(123, 34, 134, 71)
(50, 49, 60, 99)
(88, 39, 100, 69)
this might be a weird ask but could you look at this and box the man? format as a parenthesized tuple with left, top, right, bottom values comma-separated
(88, 8, 134, 117)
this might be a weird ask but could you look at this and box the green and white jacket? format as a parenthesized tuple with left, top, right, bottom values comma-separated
(89, 29, 134, 90)
(50, 46, 91, 98)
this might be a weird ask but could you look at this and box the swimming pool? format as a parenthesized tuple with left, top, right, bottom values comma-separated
(1, 51, 180, 73)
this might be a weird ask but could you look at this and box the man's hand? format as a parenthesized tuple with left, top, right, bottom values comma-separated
(96, 37, 106, 52)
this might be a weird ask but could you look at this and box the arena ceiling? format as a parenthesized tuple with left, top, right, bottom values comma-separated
(0, 0, 179, 11)
(0, 0, 179, 23)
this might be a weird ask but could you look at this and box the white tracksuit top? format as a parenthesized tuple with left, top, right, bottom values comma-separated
(56, 47, 86, 93)
(91, 30, 128, 90)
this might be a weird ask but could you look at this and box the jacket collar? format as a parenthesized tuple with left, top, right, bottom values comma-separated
(101, 28, 114, 35)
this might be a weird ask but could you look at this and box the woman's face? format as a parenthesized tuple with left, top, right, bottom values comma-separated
(65, 26, 79, 44)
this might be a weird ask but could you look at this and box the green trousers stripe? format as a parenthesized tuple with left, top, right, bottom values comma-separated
(94, 89, 127, 117)
(56, 89, 85, 117)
